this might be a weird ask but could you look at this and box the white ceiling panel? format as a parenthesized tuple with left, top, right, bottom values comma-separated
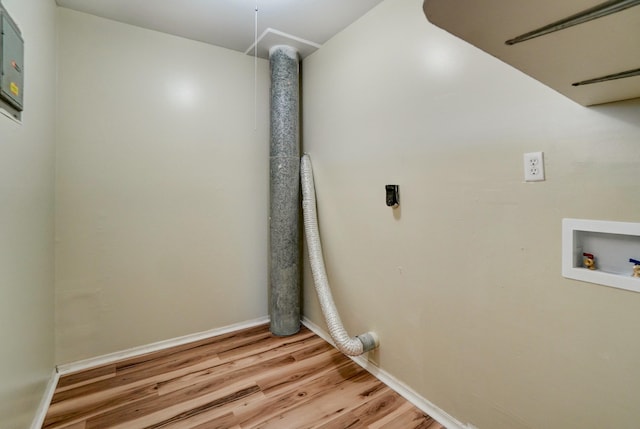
(56, 0, 384, 59)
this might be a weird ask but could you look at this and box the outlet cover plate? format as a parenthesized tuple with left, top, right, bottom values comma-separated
(524, 152, 545, 182)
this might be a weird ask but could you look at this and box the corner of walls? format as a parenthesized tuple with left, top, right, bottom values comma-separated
(0, 0, 57, 427)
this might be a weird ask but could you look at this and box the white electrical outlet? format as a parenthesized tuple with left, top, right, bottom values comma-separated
(523, 152, 545, 182)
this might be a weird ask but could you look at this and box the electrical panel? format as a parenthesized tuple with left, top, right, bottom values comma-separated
(0, 4, 24, 113)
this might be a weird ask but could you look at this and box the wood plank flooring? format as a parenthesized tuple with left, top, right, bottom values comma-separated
(43, 324, 444, 429)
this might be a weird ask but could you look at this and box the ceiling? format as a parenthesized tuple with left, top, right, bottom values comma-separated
(55, 0, 384, 59)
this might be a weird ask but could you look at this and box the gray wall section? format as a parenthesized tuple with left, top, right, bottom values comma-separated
(269, 46, 301, 336)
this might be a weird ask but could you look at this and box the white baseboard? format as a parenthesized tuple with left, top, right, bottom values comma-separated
(33, 316, 473, 429)
(301, 317, 468, 429)
(32, 317, 269, 427)
(56, 316, 269, 375)
(30, 368, 60, 429)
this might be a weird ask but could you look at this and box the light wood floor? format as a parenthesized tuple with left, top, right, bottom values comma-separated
(43, 323, 444, 429)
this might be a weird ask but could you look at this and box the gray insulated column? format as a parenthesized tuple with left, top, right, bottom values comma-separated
(269, 45, 300, 336)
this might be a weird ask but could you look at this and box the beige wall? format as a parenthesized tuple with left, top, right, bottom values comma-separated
(302, 0, 640, 428)
(0, 0, 57, 427)
(56, 9, 270, 363)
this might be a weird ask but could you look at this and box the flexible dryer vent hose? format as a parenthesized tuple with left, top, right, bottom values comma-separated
(300, 154, 379, 356)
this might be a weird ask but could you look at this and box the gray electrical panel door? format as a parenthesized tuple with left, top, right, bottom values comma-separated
(0, 10, 24, 111)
